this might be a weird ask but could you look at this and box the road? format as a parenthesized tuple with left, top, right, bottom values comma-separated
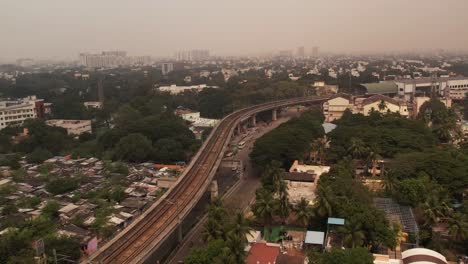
(86, 96, 328, 264)
(167, 108, 302, 264)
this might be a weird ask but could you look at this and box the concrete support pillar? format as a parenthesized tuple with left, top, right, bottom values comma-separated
(251, 115, 257, 127)
(237, 124, 242, 134)
(177, 224, 183, 243)
(272, 109, 277, 121)
(210, 180, 219, 201)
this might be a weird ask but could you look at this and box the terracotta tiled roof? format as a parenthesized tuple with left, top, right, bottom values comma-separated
(246, 243, 280, 264)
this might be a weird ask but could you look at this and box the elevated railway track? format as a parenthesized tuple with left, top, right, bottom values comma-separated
(86, 96, 329, 264)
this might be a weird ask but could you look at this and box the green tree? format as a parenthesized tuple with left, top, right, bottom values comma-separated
(275, 180, 290, 224)
(447, 213, 468, 242)
(228, 212, 252, 244)
(419, 193, 451, 226)
(294, 198, 314, 227)
(381, 170, 399, 194)
(26, 148, 52, 164)
(252, 188, 276, 228)
(377, 100, 387, 111)
(114, 104, 142, 129)
(114, 133, 153, 162)
(338, 218, 365, 248)
(347, 138, 368, 159)
(45, 177, 79, 195)
(315, 185, 334, 217)
(41, 201, 60, 219)
(366, 150, 381, 177)
(308, 248, 374, 264)
(185, 240, 226, 264)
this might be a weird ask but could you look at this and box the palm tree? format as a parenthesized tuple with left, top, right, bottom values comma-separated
(420, 194, 451, 226)
(252, 188, 276, 227)
(448, 213, 468, 242)
(366, 150, 382, 177)
(261, 161, 284, 193)
(315, 185, 334, 217)
(202, 218, 225, 242)
(275, 180, 291, 224)
(225, 232, 247, 264)
(207, 197, 227, 222)
(294, 198, 314, 227)
(378, 99, 387, 112)
(338, 219, 365, 248)
(381, 170, 399, 194)
(311, 139, 327, 164)
(347, 138, 368, 159)
(229, 212, 253, 243)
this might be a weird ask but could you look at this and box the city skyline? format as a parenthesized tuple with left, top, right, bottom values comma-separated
(1, 0, 468, 61)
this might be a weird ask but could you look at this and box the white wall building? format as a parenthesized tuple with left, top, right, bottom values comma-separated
(157, 84, 217, 95)
(0, 96, 43, 130)
(46, 120, 92, 135)
(83, 102, 103, 109)
(180, 112, 219, 127)
(395, 77, 468, 101)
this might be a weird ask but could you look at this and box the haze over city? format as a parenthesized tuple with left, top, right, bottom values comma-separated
(2, 0, 468, 61)
(0, 1, 467, 263)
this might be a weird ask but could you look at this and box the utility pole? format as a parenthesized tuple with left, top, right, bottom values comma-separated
(165, 198, 182, 243)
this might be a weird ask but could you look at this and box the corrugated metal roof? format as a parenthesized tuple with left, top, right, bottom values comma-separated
(327, 217, 345, 226)
(361, 82, 398, 94)
(305, 231, 324, 245)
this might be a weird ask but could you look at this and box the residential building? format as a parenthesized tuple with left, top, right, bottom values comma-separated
(0, 96, 45, 130)
(79, 51, 149, 68)
(312, 46, 319, 58)
(287, 161, 330, 204)
(297, 46, 305, 57)
(322, 94, 354, 122)
(412, 96, 452, 118)
(313, 81, 338, 96)
(83, 102, 103, 109)
(246, 243, 280, 264)
(175, 50, 209, 61)
(161, 63, 174, 75)
(46, 120, 92, 135)
(157, 84, 217, 95)
(180, 112, 219, 127)
(323, 94, 409, 122)
(395, 77, 468, 101)
(354, 95, 409, 117)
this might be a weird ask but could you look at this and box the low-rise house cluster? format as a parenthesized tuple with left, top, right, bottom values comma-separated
(323, 94, 410, 122)
(0, 156, 184, 254)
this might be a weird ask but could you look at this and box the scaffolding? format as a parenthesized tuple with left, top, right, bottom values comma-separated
(373, 198, 419, 246)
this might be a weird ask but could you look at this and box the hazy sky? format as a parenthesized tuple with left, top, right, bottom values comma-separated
(1, 0, 468, 61)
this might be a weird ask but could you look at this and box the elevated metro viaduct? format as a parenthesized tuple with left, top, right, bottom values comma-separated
(85, 96, 330, 264)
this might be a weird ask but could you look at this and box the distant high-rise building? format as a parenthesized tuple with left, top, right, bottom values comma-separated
(78, 51, 149, 68)
(16, 58, 34, 67)
(190, 50, 210, 61)
(297, 46, 305, 57)
(175, 50, 210, 61)
(161, 63, 174, 75)
(278, 50, 293, 58)
(312, 46, 319, 58)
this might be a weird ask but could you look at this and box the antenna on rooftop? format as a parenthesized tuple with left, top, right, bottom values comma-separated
(430, 72, 438, 99)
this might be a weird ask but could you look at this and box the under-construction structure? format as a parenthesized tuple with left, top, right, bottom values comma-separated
(374, 198, 419, 245)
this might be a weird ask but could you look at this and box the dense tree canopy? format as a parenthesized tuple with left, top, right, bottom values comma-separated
(327, 110, 436, 161)
(250, 109, 325, 169)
